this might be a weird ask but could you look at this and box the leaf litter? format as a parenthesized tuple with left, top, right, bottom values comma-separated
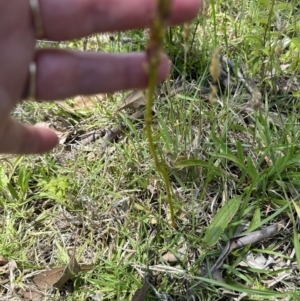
(118, 90, 147, 111)
(23, 237, 93, 300)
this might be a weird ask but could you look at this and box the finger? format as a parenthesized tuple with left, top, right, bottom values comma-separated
(38, 0, 201, 40)
(0, 118, 58, 154)
(34, 49, 170, 101)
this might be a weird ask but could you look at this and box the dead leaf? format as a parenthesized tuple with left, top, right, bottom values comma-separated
(31, 256, 93, 292)
(57, 94, 104, 114)
(73, 95, 104, 109)
(0, 256, 8, 266)
(119, 90, 146, 111)
(23, 289, 44, 300)
(24, 263, 93, 300)
(239, 252, 274, 269)
(24, 231, 94, 299)
(131, 279, 150, 301)
(35, 247, 86, 290)
(33, 266, 68, 291)
(162, 251, 180, 264)
(0, 257, 9, 283)
(56, 131, 70, 145)
(30, 263, 93, 295)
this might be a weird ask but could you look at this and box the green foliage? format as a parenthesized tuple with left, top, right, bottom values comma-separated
(37, 176, 69, 202)
(203, 196, 242, 246)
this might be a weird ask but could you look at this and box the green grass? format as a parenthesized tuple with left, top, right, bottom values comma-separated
(1, 1, 300, 300)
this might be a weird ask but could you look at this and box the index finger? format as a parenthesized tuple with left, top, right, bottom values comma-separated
(37, 0, 201, 40)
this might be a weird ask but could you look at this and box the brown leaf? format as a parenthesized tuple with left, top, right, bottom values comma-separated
(131, 279, 150, 301)
(33, 251, 82, 291)
(162, 251, 180, 264)
(72, 95, 103, 110)
(33, 266, 66, 291)
(57, 94, 104, 114)
(0, 256, 8, 266)
(23, 289, 44, 300)
(32, 261, 93, 292)
(26, 232, 94, 297)
(119, 90, 146, 111)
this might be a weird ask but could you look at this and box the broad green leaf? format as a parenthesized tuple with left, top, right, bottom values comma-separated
(7, 183, 19, 200)
(257, 18, 269, 25)
(0, 166, 9, 187)
(293, 91, 300, 98)
(291, 38, 300, 52)
(173, 159, 223, 176)
(244, 35, 264, 46)
(259, 0, 270, 9)
(209, 152, 246, 172)
(203, 196, 242, 246)
(274, 3, 293, 10)
(251, 56, 261, 72)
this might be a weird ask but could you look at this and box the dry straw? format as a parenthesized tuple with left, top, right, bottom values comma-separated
(209, 48, 221, 105)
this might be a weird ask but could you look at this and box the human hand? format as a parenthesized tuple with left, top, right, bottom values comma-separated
(0, 0, 201, 154)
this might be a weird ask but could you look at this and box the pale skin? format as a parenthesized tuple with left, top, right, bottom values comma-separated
(0, 0, 201, 154)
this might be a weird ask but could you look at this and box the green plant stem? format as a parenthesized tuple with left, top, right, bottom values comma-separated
(145, 0, 176, 229)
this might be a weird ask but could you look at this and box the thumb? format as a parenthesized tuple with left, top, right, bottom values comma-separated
(0, 118, 58, 154)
